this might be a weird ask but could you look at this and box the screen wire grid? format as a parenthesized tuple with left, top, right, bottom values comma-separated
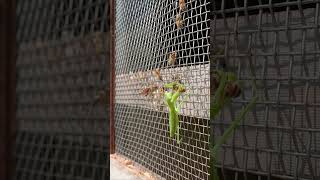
(115, 0, 211, 179)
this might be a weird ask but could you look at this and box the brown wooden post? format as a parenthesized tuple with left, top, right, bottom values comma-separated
(0, 0, 17, 180)
(109, 0, 116, 154)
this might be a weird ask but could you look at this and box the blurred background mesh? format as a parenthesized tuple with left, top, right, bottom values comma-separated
(15, 0, 110, 179)
(211, 0, 320, 179)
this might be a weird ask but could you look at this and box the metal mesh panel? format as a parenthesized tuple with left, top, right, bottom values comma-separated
(114, 0, 211, 179)
(15, 0, 110, 179)
(17, 0, 109, 42)
(211, 0, 320, 179)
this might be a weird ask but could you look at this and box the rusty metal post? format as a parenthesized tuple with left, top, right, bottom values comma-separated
(0, 0, 17, 180)
(109, 0, 116, 154)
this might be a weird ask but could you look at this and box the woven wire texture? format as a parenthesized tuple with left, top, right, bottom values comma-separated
(114, 0, 211, 179)
(15, 0, 110, 179)
(211, 0, 320, 179)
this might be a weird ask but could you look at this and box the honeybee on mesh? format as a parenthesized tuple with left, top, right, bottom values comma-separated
(168, 51, 177, 65)
(152, 68, 162, 81)
(179, 0, 186, 11)
(140, 84, 159, 96)
(176, 14, 184, 28)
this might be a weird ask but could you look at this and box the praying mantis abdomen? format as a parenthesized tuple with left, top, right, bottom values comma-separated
(169, 108, 177, 138)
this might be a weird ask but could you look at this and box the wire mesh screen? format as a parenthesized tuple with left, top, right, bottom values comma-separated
(114, 0, 211, 179)
(15, 0, 110, 179)
(211, 0, 320, 179)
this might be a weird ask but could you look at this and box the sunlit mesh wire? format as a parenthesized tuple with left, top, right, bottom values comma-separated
(114, 0, 211, 179)
(211, 0, 320, 179)
(15, 0, 110, 179)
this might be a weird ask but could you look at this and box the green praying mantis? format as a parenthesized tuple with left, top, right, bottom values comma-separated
(138, 68, 188, 144)
(209, 70, 257, 180)
(160, 69, 256, 152)
(163, 81, 188, 144)
(139, 65, 257, 180)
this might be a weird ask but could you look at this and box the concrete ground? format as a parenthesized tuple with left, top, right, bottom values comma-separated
(110, 158, 143, 180)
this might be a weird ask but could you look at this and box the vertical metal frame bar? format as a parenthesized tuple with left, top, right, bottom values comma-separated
(109, 0, 116, 154)
(0, 0, 16, 180)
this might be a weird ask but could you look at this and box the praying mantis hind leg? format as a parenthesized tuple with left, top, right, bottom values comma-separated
(175, 111, 183, 144)
(176, 123, 181, 144)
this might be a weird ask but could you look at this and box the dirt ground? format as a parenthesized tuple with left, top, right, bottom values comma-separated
(110, 154, 161, 180)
